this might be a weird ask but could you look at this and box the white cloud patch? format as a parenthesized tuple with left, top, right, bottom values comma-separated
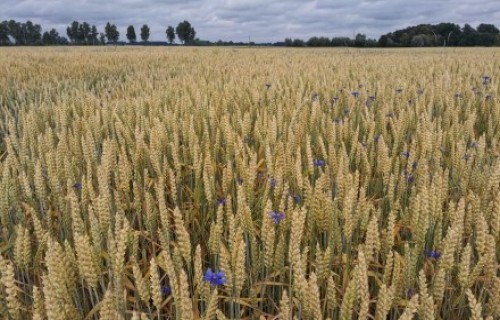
(0, 0, 498, 42)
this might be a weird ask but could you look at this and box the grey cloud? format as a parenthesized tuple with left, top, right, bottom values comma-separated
(0, 0, 498, 42)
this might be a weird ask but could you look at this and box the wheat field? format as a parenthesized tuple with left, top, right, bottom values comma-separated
(0, 46, 499, 319)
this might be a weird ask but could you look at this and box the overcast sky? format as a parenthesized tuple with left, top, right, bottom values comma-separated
(1, 0, 499, 42)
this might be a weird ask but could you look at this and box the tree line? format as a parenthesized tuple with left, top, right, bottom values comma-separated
(379, 23, 499, 47)
(1, 20, 499, 47)
(284, 34, 378, 47)
(285, 23, 500, 47)
(0, 20, 196, 46)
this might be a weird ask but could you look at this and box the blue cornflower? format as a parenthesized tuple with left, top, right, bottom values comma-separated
(162, 286, 171, 295)
(425, 250, 441, 259)
(313, 159, 326, 167)
(482, 76, 491, 85)
(464, 153, 471, 162)
(334, 118, 343, 124)
(401, 151, 410, 158)
(270, 211, 285, 224)
(73, 182, 82, 190)
(374, 135, 380, 143)
(203, 268, 226, 286)
(351, 91, 360, 98)
(270, 177, 277, 189)
(412, 161, 418, 171)
(237, 177, 244, 185)
(217, 198, 226, 206)
(368, 95, 376, 101)
(404, 172, 415, 184)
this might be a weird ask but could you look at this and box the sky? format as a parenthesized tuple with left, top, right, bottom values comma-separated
(1, 0, 499, 43)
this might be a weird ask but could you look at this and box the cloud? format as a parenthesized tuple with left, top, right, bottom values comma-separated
(0, 0, 498, 42)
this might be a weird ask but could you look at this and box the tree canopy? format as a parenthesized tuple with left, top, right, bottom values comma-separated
(104, 22, 119, 43)
(66, 21, 98, 45)
(140, 24, 150, 42)
(176, 21, 196, 44)
(166, 26, 175, 44)
(126, 25, 136, 43)
(42, 29, 67, 45)
(1, 20, 43, 45)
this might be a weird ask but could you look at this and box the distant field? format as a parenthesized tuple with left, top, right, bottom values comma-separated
(0, 47, 499, 319)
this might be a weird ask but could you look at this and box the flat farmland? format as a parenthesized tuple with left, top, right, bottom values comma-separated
(0, 47, 499, 319)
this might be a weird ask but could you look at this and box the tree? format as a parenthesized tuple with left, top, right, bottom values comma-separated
(1, 20, 68, 46)
(42, 32, 50, 45)
(175, 20, 196, 44)
(42, 28, 60, 45)
(292, 39, 305, 47)
(306, 36, 330, 47)
(318, 37, 331, 46)
(104, 22, 119, 43)
(126, 25, 136, 43)
(4, 20, 42, 45)
(66, 21, 98, 45)
(330, 37, 351, 46)
(462, 24, 476, 34)
(411, 34, 434, 47)
(306, 36, 319, 46)
(378, 35, 390, 47)
(80, 22, 91, 44)
(7, 20, 21, 44)
(477, 23, 500, 34)
(66, 21, 78, 43)
(433, 23, 461, 46)
(0, 21, 11, 45)
(99, 33, 106, 45)
(67, 21, 82, 44)
(25, 21, 42, 44)
(354, 33, 367, 47)
(90, 25, 98, 45)
(476, 33, 497, 46)
(58, 36, 69, 45)
(140, 24, 150, 42)
(166, 25, 175, 44)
